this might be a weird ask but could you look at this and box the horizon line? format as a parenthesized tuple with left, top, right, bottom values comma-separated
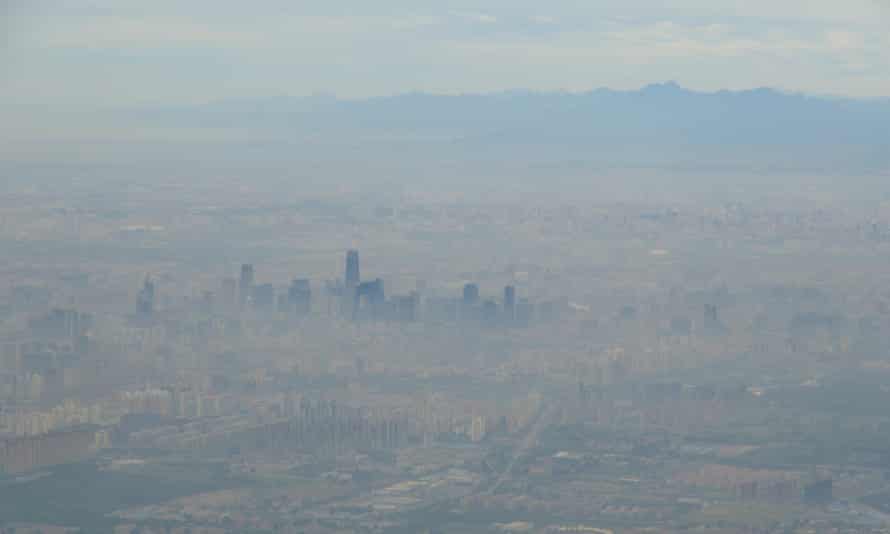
(190, 82, 889, 108)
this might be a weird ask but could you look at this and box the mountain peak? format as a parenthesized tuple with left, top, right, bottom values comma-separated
(642, 81, 687, 93)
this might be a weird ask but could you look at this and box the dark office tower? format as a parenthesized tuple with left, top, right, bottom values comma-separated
(354, 278, 385, 320)
(462, 283, 479, 306)
(136, 276, 155, 318)
(461, 283, 481, 322)
(393, 293, 418, 322)
(367, 278, 385, 307)
(288, 279, 312, 315)
(239, 264, 255, 306)
(503, 285, 516, 319)
(345, 250, 360, 289)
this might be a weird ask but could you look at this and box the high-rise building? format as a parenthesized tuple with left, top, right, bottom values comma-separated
(504, 285, 516, 319)
(288, 279, 312, 315)
(462, 283, 479, 306)
(136, 276, 155, 318)
(393, 293, 419, 322)
(461, 283, 481, 322)
(345, 250, 360, 289)
(239, 264, 255, 306)
(354, 278, 385, 320)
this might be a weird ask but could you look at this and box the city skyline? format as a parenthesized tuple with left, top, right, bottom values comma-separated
(4, 179, 890, 532)
(2, 2, 890, 532)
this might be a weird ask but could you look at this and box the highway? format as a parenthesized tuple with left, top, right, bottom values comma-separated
(485, 402, 558, 496)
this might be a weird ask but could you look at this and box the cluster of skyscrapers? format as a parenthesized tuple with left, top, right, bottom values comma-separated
(151, 249, 533, 328)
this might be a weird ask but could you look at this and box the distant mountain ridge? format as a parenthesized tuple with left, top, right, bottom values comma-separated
(141, 82, 890, 144)
(130, 82, 889, 175)
(5, 83, 888, 195)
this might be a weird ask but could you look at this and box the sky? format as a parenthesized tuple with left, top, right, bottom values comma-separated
(3, 0, 890, 112)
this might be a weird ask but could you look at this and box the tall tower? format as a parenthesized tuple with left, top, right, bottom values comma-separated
(136, 276, 155, 318)
(462, 283, 479, 306)
(239, 264, 254, 306)
(345, 250, 360, 289)
(503, 285, 516, 319)
(288, 279, 312, 315)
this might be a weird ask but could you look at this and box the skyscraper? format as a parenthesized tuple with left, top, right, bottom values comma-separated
(345, 250, 360, 289)
(239, 264, 254, 306)
(354, 278, 385, 320)
(503, 285, 516, 320)
(136, 276, 155, 318)
(461, 283, 481, 323)
(462, 283, 479, 306)
(393, 292, 419, 322)
(288, 279, 312, 315)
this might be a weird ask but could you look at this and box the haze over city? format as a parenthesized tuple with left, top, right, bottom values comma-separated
(2, 1, 890, 533)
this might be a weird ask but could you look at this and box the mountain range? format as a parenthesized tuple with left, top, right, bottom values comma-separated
(5, 83, 889, 196)
(132, 82, 890, 174)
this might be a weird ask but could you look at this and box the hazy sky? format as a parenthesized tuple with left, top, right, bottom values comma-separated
(3, 0, 890, 110)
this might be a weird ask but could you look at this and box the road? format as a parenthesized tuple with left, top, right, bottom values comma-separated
(485, 402, 558, 496)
